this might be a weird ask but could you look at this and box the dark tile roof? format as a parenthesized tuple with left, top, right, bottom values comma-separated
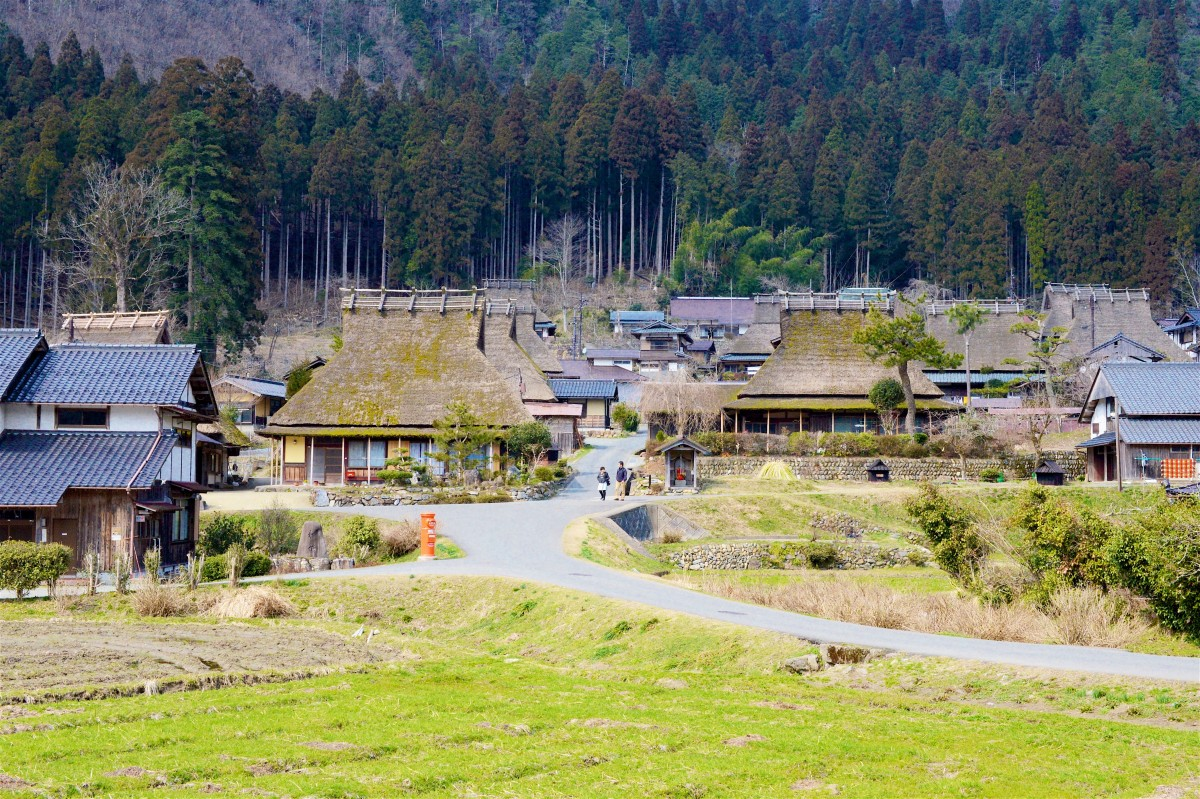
(9, 344, 200, 406)
(1101, 363, 1200, 415)
(1034, 459, 1066, 474)
(609, 310, 664, 325)
(1077, 431, 1116, 448)
(586, 348, 641, 360)
(0, 431, 177, 506)
(216, 375, 289, 400)
(1118, 418, 1200, 445)
(549, 378, 618, 399)
(557, 361, 646, 382)
(0, 329, 44, 399)
(1085, 333, 1165, 361)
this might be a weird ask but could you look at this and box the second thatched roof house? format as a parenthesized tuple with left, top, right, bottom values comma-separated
(725, 295, 953, 434)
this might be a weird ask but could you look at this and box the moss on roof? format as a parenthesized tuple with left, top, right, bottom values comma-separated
(736, 310, 944, 399)
(725, 396, 957, 411)
(269, 306, 533, 431)
(482, 312, 558, 402)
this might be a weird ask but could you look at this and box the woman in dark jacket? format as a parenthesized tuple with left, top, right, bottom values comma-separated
(597, 467, 611, 500)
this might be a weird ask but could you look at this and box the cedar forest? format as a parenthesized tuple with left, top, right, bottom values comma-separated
(0, 0, 1196, 358)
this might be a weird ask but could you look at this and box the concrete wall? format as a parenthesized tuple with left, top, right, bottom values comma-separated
(699, 451, 1086, 481)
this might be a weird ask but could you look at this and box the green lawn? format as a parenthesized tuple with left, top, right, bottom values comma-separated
(0, 576, 1198, 798)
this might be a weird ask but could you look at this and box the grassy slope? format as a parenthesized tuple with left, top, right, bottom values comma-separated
(1, 576, 1199, 798)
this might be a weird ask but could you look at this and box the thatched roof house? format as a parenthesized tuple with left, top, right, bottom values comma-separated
(642, 381, 740, 437)
(482, 279, 563, 374)
(923, 300, 1030, 370)
(725, 308, 952, 434)
(482, 306, 557, 403)
(1042, 284, 1186, 361)
(265, 289, 535, 485)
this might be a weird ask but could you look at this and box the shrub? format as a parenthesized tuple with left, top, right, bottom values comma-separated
(979, 467, 1004, 483)
(869, 378, 905, 413)
(786, 431, 815, 455)
(533, 465, 556, 482)
(804, 541, 840, 569)
(381, 521, 421, 557)
(198, 514, 254, 556)
(242, 550, 273, 578)
(815, 433, 879, 457)
(693, 432, 736, 455)
(1107, 501, 1200, 637)
(341, 515, 381, 553)
(257, 502, 299, 554)
(36, 543, 72, 597)
(1047, 586, 1148, 648)
(0, 541, 46, 598)
(377, 469, 413, 485)
(900, 442, 929, 458)
(612, 402, 640, 432)
(200, 554, 228, 582)
(133, 584, 190, 617)
(475, 490, 513, 503)
(904, 483, 987, 581)
(1010, 486, 1115, 593)
(913, 432, 929, 445)
(506, 421, 553, 465)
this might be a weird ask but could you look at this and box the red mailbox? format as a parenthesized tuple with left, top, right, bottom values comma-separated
(419, 513, 437, 560)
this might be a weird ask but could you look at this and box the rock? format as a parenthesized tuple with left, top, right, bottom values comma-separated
(298, 522, 327, 559)
(781, 655, 822, 673)
(820, 644, 883, 665)
(313, 489, 329, 507)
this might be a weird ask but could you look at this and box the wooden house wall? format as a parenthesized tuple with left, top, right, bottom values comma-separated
(41, 490, 133, 569)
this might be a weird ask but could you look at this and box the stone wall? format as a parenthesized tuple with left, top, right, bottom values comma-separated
(665, 540, 928, 571)
(317, 479, 566, 507)
(609, 504, 708, 543)
(699, 450, 1085, 481)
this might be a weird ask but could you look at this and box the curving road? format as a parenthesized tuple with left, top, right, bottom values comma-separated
(288, 435, 1198, 683)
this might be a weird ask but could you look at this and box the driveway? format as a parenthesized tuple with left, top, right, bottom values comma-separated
(262, 435, 1198, 683)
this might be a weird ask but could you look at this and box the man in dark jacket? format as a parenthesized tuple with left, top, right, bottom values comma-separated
(615, 461, 632, 500)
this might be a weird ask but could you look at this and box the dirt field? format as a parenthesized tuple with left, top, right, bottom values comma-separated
(0, 620, 405, 697)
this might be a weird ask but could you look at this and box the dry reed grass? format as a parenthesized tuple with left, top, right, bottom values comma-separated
(204, 587, 295, 619)
(381, 520, 421, 558)
(704, 578, 1148, 647)
(132, 584, 191, 617)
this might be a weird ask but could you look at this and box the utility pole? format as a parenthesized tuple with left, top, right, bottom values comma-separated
(572, 292, 585, 359)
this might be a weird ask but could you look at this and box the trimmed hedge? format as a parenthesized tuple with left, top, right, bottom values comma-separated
(200, 550, 273, 582)
(692, 431, 933, 458)
(0, 541, 73, 598)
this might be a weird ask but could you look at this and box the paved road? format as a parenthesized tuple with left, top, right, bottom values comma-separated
(283, 436, 1198, 682)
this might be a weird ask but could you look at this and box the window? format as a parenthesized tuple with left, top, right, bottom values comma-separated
(347, 440, 387, 469)
(55, 407, 108, 428)
(174, 425, 193, 448)
(171, 505, 191, 543)
(235, 407, 254, 425)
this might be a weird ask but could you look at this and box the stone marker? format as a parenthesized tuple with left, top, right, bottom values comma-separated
(782, 655, 822, 673)
(298, 521, 327, 559)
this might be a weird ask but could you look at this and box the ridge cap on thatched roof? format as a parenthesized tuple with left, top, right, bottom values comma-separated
(482, 311, 557, 402)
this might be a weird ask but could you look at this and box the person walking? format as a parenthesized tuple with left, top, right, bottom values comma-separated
(615, 461, 634, 500)
(597, 466, 611, 501)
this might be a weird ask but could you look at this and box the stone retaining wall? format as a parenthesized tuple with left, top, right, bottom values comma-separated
(665, 541, 927, 571)
(317, 479, 567, 507)
(699, 451, 1085, 481)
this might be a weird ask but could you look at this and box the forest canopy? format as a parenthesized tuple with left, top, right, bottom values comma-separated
(0, 0, 1197, 356)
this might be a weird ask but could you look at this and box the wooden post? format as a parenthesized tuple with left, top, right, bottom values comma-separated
(1114, 399, 1123, 492)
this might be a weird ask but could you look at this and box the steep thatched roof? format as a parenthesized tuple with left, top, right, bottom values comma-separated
(482, 310, 557, 402)
(641, 382, 740, 416)
(61, 311, 171, 344)
(268, 298, 532, 433)
(735, 310, 945, 400)
(923, 303, 1030, 369)
(1042, 284, 1187, 361)
(727, 322, 780, 355)
(513, 313, 563, 373)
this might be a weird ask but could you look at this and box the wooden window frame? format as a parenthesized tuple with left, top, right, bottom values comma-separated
(54, 406, 110, 430)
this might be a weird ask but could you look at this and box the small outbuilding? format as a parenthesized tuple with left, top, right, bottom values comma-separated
(1033, 459, 1066, 486)
(659, 437, 711, 492)
(864, 459, 891, 482)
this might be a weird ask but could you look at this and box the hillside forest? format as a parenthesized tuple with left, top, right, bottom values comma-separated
(0, 0, 1198, 358)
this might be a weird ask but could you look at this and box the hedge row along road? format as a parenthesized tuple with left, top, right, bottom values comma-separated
(267, 435, 1199, 683)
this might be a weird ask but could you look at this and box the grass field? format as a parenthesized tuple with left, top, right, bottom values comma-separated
(0, 576, 1198, 798)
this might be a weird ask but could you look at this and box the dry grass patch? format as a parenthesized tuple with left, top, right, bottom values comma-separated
(132, 584, 191, 617)
(204, 586, 295, 619)
(697, 577, 1150, 647)
(380, 519, 421, 557)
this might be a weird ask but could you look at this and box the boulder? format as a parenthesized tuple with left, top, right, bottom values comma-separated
(298, 521, 327, 559)
(781, 655, 822, 673)
(820, 643, 883, 666)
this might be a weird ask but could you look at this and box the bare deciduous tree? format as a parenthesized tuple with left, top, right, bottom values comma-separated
(537, 213, 584, 323)
(1175, 248, 1200, 308)
(52, 163, 187, 312)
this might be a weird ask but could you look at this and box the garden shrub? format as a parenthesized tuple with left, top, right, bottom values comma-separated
(257, 503, 299, 554)
(0, 541, 72, 598)
(979, 467, 1003, 482)
(693, 432, 736, 455)
(381, 521, 421, 557)
(900, 442, 930, 458)
(200, 553, 228, 582)
(612, 402, 640, 432)
(1010, 486, 1115, 596)
(904, 482, 987, 581)
(341, 515, 381, 553)
(241, 550, 274, 578)
(787, 431, 815, 455)
(815, 433, 879, 457)
(1107, 501, 1200, 637)
(475, 490, 514, 503)
(199, 514, 254, 556)
(377, 469, 413, 485)
(533, 465, 556, 482)
(804, 541, 840, 569)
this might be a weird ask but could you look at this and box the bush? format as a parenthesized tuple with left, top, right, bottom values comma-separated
(900, 442, 929, 458)
(0, 541, 73, 598)
(904, 483, 987, 581)
(341, 515, 381, 553)
(979, 467, 1004, 483)
(1010, 487, 1115, 592)
(612, 402, 640, 432)
(475, 490, 513, 503)
(693, 432, 737, 455)
(1107, 500, 1200, 637)
(200, 554, 228, 582)
(377, 469, 413, 485)
(815, 433, 879, 457)
(506, 421, 553, 465)
(786, 431, 815, 455)
(242, 550, 273, 578)
(199, 514, 254, 556)
(257, 503, 299, 554)
(533, 465, 556, 482)
(381, 521, 421, 557)
(804, 541, 840, 569)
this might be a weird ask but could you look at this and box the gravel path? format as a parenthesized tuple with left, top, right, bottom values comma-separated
(275, 435, 1198, 683)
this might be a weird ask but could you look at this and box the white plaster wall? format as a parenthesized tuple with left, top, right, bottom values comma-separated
(3, 404, 37, 430)
(107, 406, 160, 431)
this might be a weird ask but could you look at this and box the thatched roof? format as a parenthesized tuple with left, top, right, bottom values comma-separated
(513, 313, 563, 373)
(62, 311, 171, 344)
(727, 322, 780, 355)
(923, 303, 1030, 369)
(641, 382, 740, 416)
(268, 297, 532, 433)
(482, 310, 557, 402)
(1042, 284, 1187, 361)
(735, 310, 945, 400)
